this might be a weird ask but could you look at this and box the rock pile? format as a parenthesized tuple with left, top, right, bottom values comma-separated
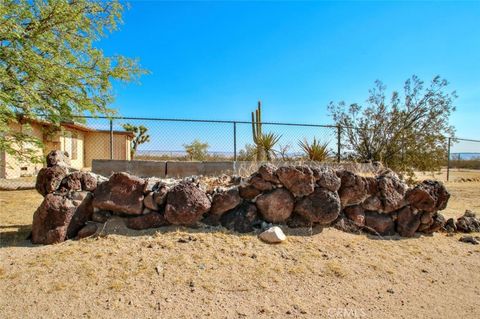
(30, 150, 474, 245)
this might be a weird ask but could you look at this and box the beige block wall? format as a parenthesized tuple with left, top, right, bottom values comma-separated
(59, 128, 85, 169)
(84, 132, 131, 168)
(2, 122, 45, 179)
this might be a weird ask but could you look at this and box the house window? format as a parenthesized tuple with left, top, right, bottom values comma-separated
(71, 133, 78, 160)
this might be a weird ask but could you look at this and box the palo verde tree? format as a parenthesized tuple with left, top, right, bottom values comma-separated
(328, 75, 456, 178)
(183, 139, 209, 161)
(0, 0, 147, 162)
(121, 124, 150, 158)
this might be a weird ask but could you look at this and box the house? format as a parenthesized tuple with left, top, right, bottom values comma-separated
(0, 119, 134, 179)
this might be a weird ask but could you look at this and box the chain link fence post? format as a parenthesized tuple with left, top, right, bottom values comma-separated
(446, 137, 451, 182)
(109, 118, 113, 160)
(233, 121, 237, 172)
(337, 125, 341, 163)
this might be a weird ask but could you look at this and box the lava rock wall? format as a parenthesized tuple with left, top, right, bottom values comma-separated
(31, 151, 465, 245)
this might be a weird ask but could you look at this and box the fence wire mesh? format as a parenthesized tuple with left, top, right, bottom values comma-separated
(1, 115, 479, 188)
(80, 116, 339, 164)
(447, 137, 480, 181)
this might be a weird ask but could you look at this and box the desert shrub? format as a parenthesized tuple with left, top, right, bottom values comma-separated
(328, 75, 456, 178)
(298, 138, 330, 161)
(183, 140, 209, 161)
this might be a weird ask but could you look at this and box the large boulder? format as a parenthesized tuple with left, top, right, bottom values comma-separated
(314, 167, 341, 192)
(377, 173, 408, 213)
(276, 166, 315, 197)
(362, 195, 383, 212)
(455, 211, 480, 233)
(126, 212, 169, 230)
(238, 184, 261, 200)
(286, 214, 313, 228)
(164, 182, 211, 225)
(337, 170, 369, 207)
(60, 171, 83, 192)
(81, 172, 98, 192)
(220, 202, 258, 233)
(210, 187, 242, 217)
(406, 180, 450, 212)
(257, 163, 279, 183)
(294, 187, 341, 224)
(395, 206, 421, 237)
(143, 192, 160, 211)
(76, 223, 98, 239)
(93, 172, 145, 215)
(46, 150, 71, 168)
(344, 205, 365, 227)
(153, 184, 169, 206)
(255, 188, 294, 222)
(31, 194, 76, 244)
(35, 165, 68, 196)
(67, 191, 94, 238)
(364, 211, 395, 236)
(248, 174, 273, 192)
(420, 213, 446, 234)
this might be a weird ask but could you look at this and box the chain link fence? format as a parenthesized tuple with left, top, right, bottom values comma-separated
(447, 137, 480, 181)
(78, 116, 340, 164)
(1, 115, 479, 188)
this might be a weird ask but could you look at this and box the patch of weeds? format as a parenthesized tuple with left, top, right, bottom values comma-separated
(326, 260, 348, 278)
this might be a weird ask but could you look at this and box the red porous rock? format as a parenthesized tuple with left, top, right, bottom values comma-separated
(395, 206, 421, 237)
(60, 171, 83, 192)
(255, 188, 295, 222)
(46, 150, 71, 168)
(257, 163, 280, 183)
(220, 202, 258, 233)
(294, 187, 341, 225)
(31, 194, 76, 244)
(35, 165, 69, 196)
(377, 173, 408, 213)
(314, 167, 341, 192)
(67, 191, 94, 238)
(405, 180, 450, 212)
(276, 166, 315, 197)
(344, 205, 366, 227)
(337, 170, 368, 207)
(364, 211, 395, 236)
(238, 184, 262, 200)
(210, 187, 242, 216)
(126, 212, 169, 230)
(248, 173, 274, 191)
(164, 182, 211, 225)
(93, 172, 145, 215)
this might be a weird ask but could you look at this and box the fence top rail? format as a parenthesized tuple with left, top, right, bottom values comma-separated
(450, 137, 480, 143)
(71, 115, 339, 129)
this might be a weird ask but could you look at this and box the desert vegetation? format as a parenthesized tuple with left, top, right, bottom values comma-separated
(328, 76, 457, 179)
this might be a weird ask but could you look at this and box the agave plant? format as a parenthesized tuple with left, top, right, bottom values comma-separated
(257, 132, 282, 161)
(298, 138, 330, 162)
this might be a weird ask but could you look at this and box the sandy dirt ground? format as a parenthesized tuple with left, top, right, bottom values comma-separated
(0, 177, 479, 318)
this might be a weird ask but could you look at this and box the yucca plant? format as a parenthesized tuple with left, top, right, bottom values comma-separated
(298, 138, 330, 162)
(258, 132, 282, 161)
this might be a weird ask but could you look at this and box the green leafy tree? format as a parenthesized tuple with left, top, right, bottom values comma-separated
(183, 139, 209, 161)
(328, 75, 456, 178)
(0, 0, 147, 163)
(122, 124, 150, 158)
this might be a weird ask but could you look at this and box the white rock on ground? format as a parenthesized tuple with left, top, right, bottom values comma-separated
(258, 226, 286, 244)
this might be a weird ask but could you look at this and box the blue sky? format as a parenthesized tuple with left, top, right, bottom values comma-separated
(97, 0, 479, 152)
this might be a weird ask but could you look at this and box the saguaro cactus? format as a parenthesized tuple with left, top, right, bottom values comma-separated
(251, 100, 265, 161)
